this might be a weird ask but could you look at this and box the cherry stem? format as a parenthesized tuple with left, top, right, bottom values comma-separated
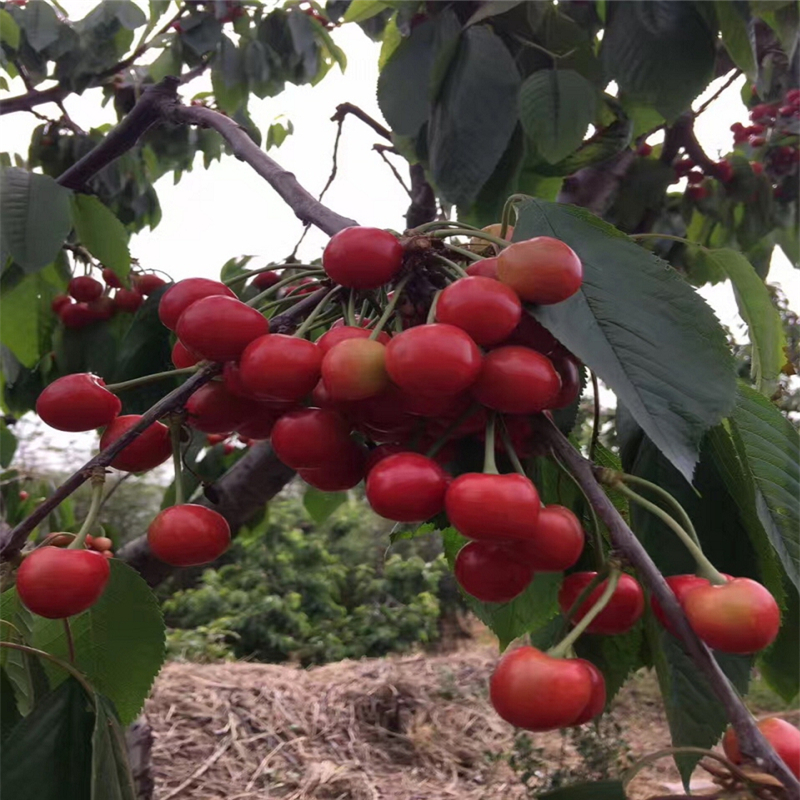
(63, 619, 75, 664)
(409, 220, 483, 234)
(293, 286, 342, 338)
(368, 273, 412, 341)
(430, 228, 511, 248)
(433, 253, 470, 278)
(425, 403, 483, 459)
(224, 263, 320, 287)
(245, 268, 327, 308)
(555, 565, 610, 641)
(346, 288, 356, 326)
(426, 290, 441, 325)
(499, 195, 520, 240)
(483, 414, 500, 475)
(442, 243, 483, 263)
(68, 473, 105, 550)
(622, 747, 756, 791)
(169, 418, 185, 506)
(548, 568, 621, 658)
(497, 421, 526, 476)
(257, 294, 304, 315)
(0, 642, 94, 698)
(105, 366, 200, 393)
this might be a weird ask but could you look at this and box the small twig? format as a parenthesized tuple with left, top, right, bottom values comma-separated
(63, 619, 75, 664)
(161, 736, 233, 800)
(590, 371, 601, 461)
(98, 472, 133, 511)
(374, 144, 412, 196)
(694, 69, 743, 117)
(331, 102, 392, 141)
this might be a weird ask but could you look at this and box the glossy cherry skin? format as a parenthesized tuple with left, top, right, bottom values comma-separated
(37, 374, 121, 432)
(102, 268, 122, 288)
(723, 718, 800, 778)
(385, 324, 482, 397)
(366, 453, 449, 522)
(365, 443, 405, 473)
(100, 415, 172, 472)
(490, 647, 594, 731)
(498, 237, 583, 305)
(185, 382, 255, 434)
(114, 288, 144, 313)
(466, 256, 499, 280)
(502, 313, 560, 354)
(172, 340, 200, 369)
(682, 577, 781, 654)
(514, 505, 585, 571)
(558, 572, 645, 635)
(270, 408, 352, 469)
(316, 325, 390, 353)
(472, 346, 561, 414)
(322, 338, 389, 401)
(148, 505, 231, 566)
(17, 546, 110, 618)
(454, 541, 533, 603)
(322, 226, 403, 289)
(235, 404, 283, 440)
(252, 270, 280, 290)
(298, 440, 367, 490)
(52, 294, 72, 314)
(445, 473, 540, 541)
(569, 659, 607, 725)
(60, 302, 95, 329)
(87, 296, 115, 321)
(239, 334, 322, 401)
(134, 273, 167, 295)
(69, 275, 103, 302)
(158, 278, 235, 331)
(550, 351, 582, 409)
(650, 574, 710, 636)
(176, 296, 269, 362)
(436, 276, 522, 346)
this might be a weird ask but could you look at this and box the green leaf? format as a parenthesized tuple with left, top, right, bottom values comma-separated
(303, 487, 346, 524)
(574, 626, 644, 705)
(759, 581, 799, 702)
(0, 669, 22, 744)
(0, 589, 43, 717)
(70, 194, 131, 279)
(428, 26, 521, 207)
(466, 1, 523, 26)
(211, 35, 246, 114)
(519, 70, 598, 165)
(114, 0, 146, 30)
(0, 168, 72, 273)
(538, 782, 626, 800)
(91, 695, 137, 800)
(715, 1, 757, 80)
(378, 12, 401, 70)
(0, 9, 20, 49)
(266, 119, 294, 150)
(601, 1, 716, 120)
(147, 43, 181, 83)
(30, 560, 166, 726)
(0, 273, 40, 367)
(516, 199, 736, 481)
(343, 0, 390, 24)
(0, 419, 16, 468)
(389, 521, 437, 545)
(22, 0, 61, 52)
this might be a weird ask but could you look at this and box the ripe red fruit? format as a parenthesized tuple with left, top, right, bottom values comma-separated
(514, 505, 585, 571)
(490, 647, 594, 731)
(385, 324, 482, 397)
(176, 296, 269, 362)
(37, 374, 121, 432)
(465, 256, 499, 280)
(321, 338, 389, 401)
(102, 268, 122, 288)
(114, 288, 144, 313)
(445, 473, 541, 541)
(503, 313, 559, 354)
(270, 408, 351, 468)
(569, 659, 606, 726)
(454, 541, 533, 602)
(550, 351, 582, 409)
(682, 577, 780, 654)
(51, 294, 72, 314)
(714, 160, 735, 183)
(636, 142, 653, 157)
(87, 296, 115, 321)
(686, 169, 705, 185)
(558, 572, 645, 635)
(751, 161, 765, 176)
(60, 302, 95, 329)
(134, 273, 167, 295)
(298, 440, 367, 490)
(365, 443, 405, 473)
(158, 278, 236, 331)
(650, 574, 710, 635)
(687, 185, 708, 201)
(239, 334, 323, 401)
(723, 718, 800, 778)
(172, 340, 200, 369)
(472, 346, 561, 414)
(366, 452, 449, 522)
(235, 404, 283, 440)
(322, 226, 404, 289)
(749, 135, 766, 147)
(498, 237, 583, 305)
(316, 325, 390, 353)
(17, 546, 110, 618)
(252, 270, 280, 290)
(436, 276, 522, 346)
(185, 382, 255, 434)
(100, 415, 172, 472)
(18, 490, 30, 501)
(147, 505, 231, 566)
(69, 276, 103, 302)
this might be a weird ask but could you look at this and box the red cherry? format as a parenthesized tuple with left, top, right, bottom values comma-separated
(686, 169, 705, 185)
(636, 142, 653, 157)
(365, 452, 449, 522)
(60, 302, 95, 329)
(176, 296, 268, 362)
(751, 161, 765, 176)
(222, 360, 259, 400)
(490, 647, 594, 731)
(252, 270, 280, 290)
(51, 294, 72, 314)
(321, 338, 389, 401)
(68, 276, 103, 302)
(87, 296, 115, 321)
(206, 434, 227, 446)
(365, 443, 405, 473)
(16, 546, 110, 618)
(134, 274, 167, 296)
(687, 185, 708, 201)
(385, 324, 482, 397)
(513, 504, 585, 571)
(172, 340, 200, 369)
(558, 572, 645, 635)
(465, 256, 499, 280)
(445, 473, 541, 541)
(235, 403, 283, 440)
(270, 408, 352, 468)
(650, 574, 710, 635)
(322, 226, 404, 289)
(316, 325, 390, 353)
(37, 374, 121, 432)
(18, 490, 30, 501)
(158, 278, 236, 331)
(723, 718, 800, 778)
(472, 346, 561, 414)
(114, 288, 144, 313)
(714, 160, 735, 183)
(674, 158, 695, 176)
(100, 415, 172, 472)
(102, 268, 122, 288)
(550, 350, 582, 409)
(498, 237, 583, 305)
(569, 659, 606, 725)
(502, 313, 560, 354)
(185, 382, 255, 434)
(682, 577, 780, 654)
(348, 383, 415, 435)
(749, 135, 766, 147)
(239, 334, 322, 401)
(454, 541, 533, 602)
(298, 440, 367, 490)
(148, 505, 231, 566)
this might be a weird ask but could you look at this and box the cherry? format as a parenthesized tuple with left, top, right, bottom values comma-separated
(549, 350, 582, 409)
(558, 572, 645, 635)
(436, 276, 522, 346)
(148, 505, 231, 566)
(650, 574, 710, 635)
(502, 313, 559, 354)
(172, 340, 200, 369)
(569, 659, 606, 725)
(100, 415, 172, 472)
(472, 346, 561, 414)
(466, 256, 499, 280)
(69, 276, 103, 303)
(37, 374, 121, 432)
(134, 273, 167, 295)
(239, 334, 322, 401)
(185, 382, 255, 434)
(316, 325, 390, 353)
(348, 384, 415, 435)
(682, 577, 780, 654)
(176, 296, 269, 362)
(687, 185, 708, 201)
(365, 443, 405, 473)
(365, 452, 449, 522)
(498, 237, 583, 305)
(322, 226, 404, 289)
(270, 408, 352, 468)
(454, 541, 533, 602)
(489, 646, 595, 731)
(686, 169, 705, 185)
(298, 440, 367, 490)
(102, 268, 122, 288)
(723, 718, 800, 778)
(385, 324, 482, 397)
(284, 277, 318, 297)
(235, 404, 283, 440)
(89, 536, 113, 552)
(18, 490, 29, 501)
(51, 294, 72, 314)
(16, 546, 110, 618)
(87, 296, 115, 321)
(445, 473, 540, 541)
(636, 142, 653, 157)
(114, 288, 144, 313)
(514, 505, 585, 571)
(321, 338, 389, 401)
(158, 278, 235, 331)
(60, 302, 95, 329)
(252, 270, 280, 290)
(469, 224, 513, 256)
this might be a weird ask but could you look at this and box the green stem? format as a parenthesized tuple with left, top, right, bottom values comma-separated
(293, 286, 342, 338)
(170, 419, 184, 506)
(628, 233, 698, 247)
(68, 475, 105, 549)
(426, 290, 441, 325)
(105, 366, 199, 393)
(497, 421, 526, 476)
(442, 243, 483, 262)
(483, 414, 500, 475)
(615, 483, 726, 584)
(257, 295, 304, 315)
(63, 619, 75, 664)
(245, 269, 326, 308)
(368, 274, 412, 340)
(409, 220, 482, 234)
(499, 195, 519, 240)
(0, 642, 94, 697)
(555, 566, 610, 642)
(433, 254, 469, 278)
(622, 747, 756, 791)
(548, 569, 621, 658)
(430, 228, 511, 248)
(224, 263, 320, 287)
(346, 289, 357, 326)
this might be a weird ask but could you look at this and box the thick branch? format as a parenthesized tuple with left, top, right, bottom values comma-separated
(557, 150, 638, 216)
(0, 84, 69, 116)
(534, 416, 800, 793)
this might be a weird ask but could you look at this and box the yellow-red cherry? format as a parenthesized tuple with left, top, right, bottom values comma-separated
(321, 338, 389, 401)
(316, 325, 391, 353)
(498, 236, 583, 304)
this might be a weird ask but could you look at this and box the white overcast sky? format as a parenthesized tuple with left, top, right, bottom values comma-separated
(1, 1, 798, 471)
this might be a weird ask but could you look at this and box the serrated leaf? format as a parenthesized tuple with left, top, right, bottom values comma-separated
(0, 9, 20, 49)
(147, 43, 181, 83)
(71, 194, 130, 278)
(0, 168, 72, 273)
(516, 199, 736, 481)
(343, 0, 389, 24)
(519, 69, 598, 164)
(715, 1, 757, 80)
(575, 626, 644, 705)
(114, 0, 146, 30)
(538, 782, 626, 800)
(0, 272, 40, 367)
(389, 522, 436, 545)
(759, 580, 799, 702)
(91, 695, 137, 800)
(0, 589, 41, 717)
(378, 12, 401, 70)
(303, 487, 346, 524)
(22, 0, 60, 52)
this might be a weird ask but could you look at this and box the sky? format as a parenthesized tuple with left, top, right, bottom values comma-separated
(1, 1, 798, 473)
